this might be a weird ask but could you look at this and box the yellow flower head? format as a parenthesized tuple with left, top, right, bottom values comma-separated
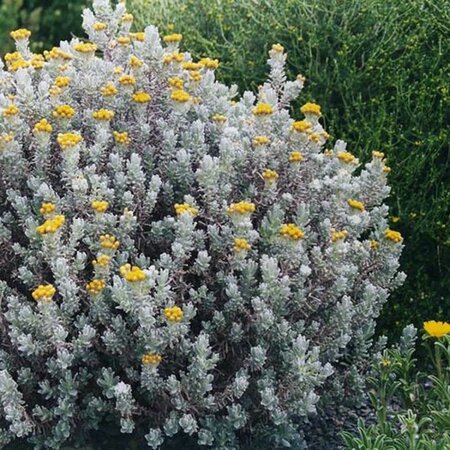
(100, 82, 118, 97)
(10, 28, 31, 41)
(370, 239, 379, 250)
(189, 71, 202, 82)
(199, 57, 219, 70)
(372, 150, 385, 159)
(252, 102, 274, 116)
(383, 165, 392, 173)
(280, 223, 305, 241)
(73, 42, 97, 54)
(54, 76, 70, 88)
(262, 169, 279, 183)
(271, 43, 284, 53)
(384, 229, 402, 243)
(163, 33, 183, 43)
(57, 132, 82, 150)
(94, 22, 107, 31)
(99, 234, 120, 250)
(91, 200, 109, 213)
(53, 104, 75, 119)
(227, 201, 256, 215)
(32, 284, 56, 302)
(0, 133, 14, 147)
(117, 36, 131, 45)
(44, 47, 72, 61)
(253, 136, 270, 146)
(132, 91, 152, 103)
(347, 199, 365, 212)
(36, 215, 65, 235)
(291, 120, 312, 133)
(93, 254, 111, 268)
(118, 74, 136, 86)
(86, 279, 106, 295)
(289, 151, 303, 163)
(120, 263, 146, 282)
(164, 306, 183, 322)
(142, 352, 162, 366)
(233, 238, 251, 253)
(8, 59, 30, 72)
(211, 114, 227, 124)
(92, 108, 115, 121)
(31, 56, 45, 70)
(174, 203, 198, 216)
(39, 202, 56, 215)
(130, 32, 145, 42)
(120, 13, 134, 23)
(113, 131, 130, 145)
(337, 151, 357, 164)
(170, 89, 191, 103)
(168, 77, 184, 89)
(182, 61, 203, 71)
(300, 102, 321, 116)
(423, 320, 450, 338)
(3, 105, 19, 117)
(331, 229, 348, 242)
(129, 55, 143, 68)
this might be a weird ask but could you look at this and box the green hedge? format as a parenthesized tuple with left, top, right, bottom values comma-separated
(130, 0, 450, 337)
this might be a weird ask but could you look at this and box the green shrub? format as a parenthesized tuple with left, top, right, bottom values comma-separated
(130, 0, 450, 337)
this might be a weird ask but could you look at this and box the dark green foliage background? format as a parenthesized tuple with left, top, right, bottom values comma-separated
(131, 0, 450, 339)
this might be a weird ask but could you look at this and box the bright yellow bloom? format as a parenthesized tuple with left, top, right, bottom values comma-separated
(370, 239, 379, 250)
(113, 131, 130, 145)
(53, 105, 75, 119)
(337, 151, 356, 164)
(129, 55, 143, 68)
(164, 52, 185, 64)
(372, 151, 385, 159)
(384, 229, 402, 243)
(423, 320, 450, 338)
(93, 254, 111, 268)
(291, 120, 312, 133)
(308, 132, 322, 143)
(113, 66, 124, 75)
(91, 200, 109, 213)
(57, 132, 82, 150)
(174, 203, 198, 216)
(233, 238, 251, 253)
(199, 57, 219, 70)
(189, 71, 202, 82)
(86, 279, 106, 295)
(8, 59, 30, 72)
(36, 215, 65, 235)
(163, 33, 183, 43)
(164, 306, 183, 322)
(93, 22, 107, 31)
(253, 136, 270, 146)
(120, 263, 146, 282)
(300, 102, 321, 116)
(227, 201, 256, 215)
(99, 234, 120, 250)
(289, 151, 303, 163)
(44, 47, 72, 61)
(118, 74, 136, 86)
(120, 13, 134, 23)
(31, 56, 45, 70)
(211, 114, 227, 124)
(32, 284, 56, 302)
(347, 199, 365, 212)
(132, 91, 152, 103)
(4, 52, 22, 63)
(168, 77, 184, 89)
(73, 42, 97, 54)
(280, 223, 305, 240)
(10, 28, 31, 41)
(331, 229, 348, 242)
(170, 89, 191, 103)
(49, 86, 62, 97)
(252, 102, 274, 116)
(271, 43, 284, 53)
(142, 352, 162, 366)
(0, 133, 14, 147)
(100, 82, 118, 97)
(3, 105, 19, 117)
(130, 32, 145, 42)
(262, 169, 279, 183)
(182, 61, 202, 71)
(383, 165, 392, 173)
(92, 108, 115, 121)
(54, 76, 70, 88)
(117, 36, 131, 45)
(39, 202, 56, 215)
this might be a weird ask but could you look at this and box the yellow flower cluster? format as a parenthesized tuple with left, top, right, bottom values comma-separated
(54, 76, 70, 88)
(92, 108, 115, 121)
(337, 151, 356, 164)
(117, 36, 131, 46)
(174, 203, 198, 216)
(121, 13, 134, 23)
(163, 52, 185, 64)
(271, 43, 284, 53)
(253, 103, 274, 116)
(253, 136, 270, 146)
(227, 201, 256, 215)
(132, 91, 152, 103)
(384, 229, 402, 243)
(129, 55, 143, 68)
(33, 119, 53, 134)
(142, 352, 162, 365)
(347, 199, 365, 212)
(92, 254, 111, 267)
(423, 320, 450, 338)
(36, 215, 65, 235)
(91, 200, 109, 213)
(291, 120, 312, 133)
(262, 169, 279, 182)
(118, 74, 136, 86)
(57, 132, 82, 150)
(308, 132, 322, 143)
(130, 32, 145, 42)
(53, 105, 75, 119)
(100, 234, 120, 250)
(32, 284, 56, 302)
(164, 306, 183, 322)
(372, 151, 385, 159)
(73, 42, 97, 53)
(211, 114, 227, 124)
(370, 239, 379, 250)
(300, 102, 321, 116)
(233, 238, 251, 253)
(39, 202, 56, 215)
(199, 57, 219, 70)
(280, 223, 305, 240)
(0, 133, 14, 147)
(331, 229, 348, 242)
(86, 279, 106, 295)
(94, 22, 107, 31)
(289, 151, 303, 163)
(113, 131, 130, 145)
(163, 33, 183, 43)
(189, 71, 202, 82)
(100, 82, 118, 97)
(182, 61, 203, 71)
(168, 77, 184, 89)
(120, 264, 146, 282)
(10, 28, 31, 41)
(170, 89, 191, 103)
(44, 47, 72, 61)
(3, 105, 19, 117)
(31, 54, 45, 70)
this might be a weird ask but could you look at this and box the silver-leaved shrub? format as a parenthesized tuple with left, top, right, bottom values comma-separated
(0, 1, 405, 448)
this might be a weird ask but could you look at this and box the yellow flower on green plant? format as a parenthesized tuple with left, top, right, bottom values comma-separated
(289, 151, 303, 163)
(423, 320, 450, 338)
(86, 279, 106, 295)
(91, 200, 109, 213)
(113, 131, 130, 145)
(164, 306, 183, 322)
(280, 223, 305, 241)
(300, 102, 321, 116)
(120, 264, 146, 282)
(291, 120, 312, 133)
(36, 215, 65, 235)
(53, 105, 75, 119)
(92, 108, 115, 121)
(142, 352, 162, 366)
(132, 91, 152, 103)
(10, 28, 31, 41)
(252, 102, 273, 116)
(163, 33, 183, 43)
(227, 201, 256, 215)
(347, 199, 365, 212)
(100, 234, 120, 250)
(57, 132, 82, 150)
(170, 89, 191, 103)
(32, 284, 56, 302)
(384, 229, 402, 243)
(233, 238, 251, 253)
(174, 203, 198, 216)
(39, 202, 56, 215)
